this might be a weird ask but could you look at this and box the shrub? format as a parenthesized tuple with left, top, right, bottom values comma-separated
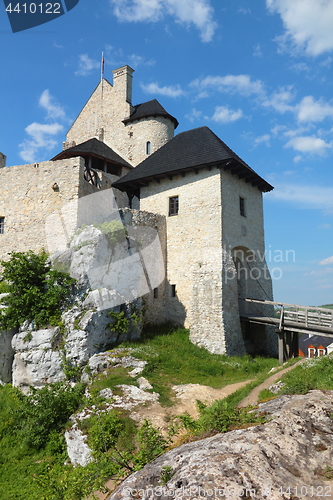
(13, 382, 85, 450)
(0, 251, 75, 329)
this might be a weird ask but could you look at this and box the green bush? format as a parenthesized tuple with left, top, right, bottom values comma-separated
(134, 419, 167, 470)
(0, 251, 75, 329)
(13, 382, 85, 450)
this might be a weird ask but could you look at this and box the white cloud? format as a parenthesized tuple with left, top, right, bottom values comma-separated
(284, 126, 312, 138)
(110, 0, 217, 42)
(53, 41, 64, 49)
(269, 183, 333, 211)
(129, 54, 155, 68)
(190, 74, 265, 97)
(238, 7, 251, 15)
(253, 44, 262, 57)
(140, 82, 185, 97)
(266, 0, 333, 56)
(297, 96, 333, 122)
(39, 90, 66, 120)
(254, 134, 270, 147)
(185, 107, 203, 122)
(271, 124, 288, 136)
(292, 62, 310, 73)
(211, 106, 243, 123)
(111, 0, 162, 22)
(75, 54, 100, 76)
(318, 223, 332, 229)
(19, 122, 64, 163)
(320, 256, 333, 265)
(262, 86, 295, 113)
(285, 135, 332, 155)
(19, 90, 67, 163)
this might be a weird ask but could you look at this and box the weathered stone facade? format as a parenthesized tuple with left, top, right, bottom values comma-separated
(140, 167, 275, 355)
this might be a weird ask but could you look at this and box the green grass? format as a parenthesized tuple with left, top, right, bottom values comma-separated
(280, 355, 333, 394)
(90, 366, 137, 395)
(121, 325, 280, 405)
(2, 325, 325, 500)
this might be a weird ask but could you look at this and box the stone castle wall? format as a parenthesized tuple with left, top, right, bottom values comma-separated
(220, 170, 276, 355)
(140, 168, 224, 330)
(0, 158, 85, 262)
(0, 158, 129, 263)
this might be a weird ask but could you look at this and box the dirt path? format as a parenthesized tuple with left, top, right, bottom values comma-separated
(90, 365, 305, 499)
(131, 379, 254, 432)
(237, 359, 306, 408)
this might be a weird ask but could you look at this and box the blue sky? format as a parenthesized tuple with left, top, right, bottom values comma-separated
(0, 0, 332, 307)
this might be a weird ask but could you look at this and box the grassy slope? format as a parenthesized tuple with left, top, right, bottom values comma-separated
(1, 326, 333, 499)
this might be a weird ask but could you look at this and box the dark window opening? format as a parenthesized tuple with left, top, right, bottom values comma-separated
(169, 196, 179, 216)
(91, 157, 104, 171)
(153, 287, 158, 299)
(240, 197, 246, 217)
(146, 141, 151, 155)
(171, 284, 176, 297)
(0, 217, 4, 234)
(106, 162, 121, 176)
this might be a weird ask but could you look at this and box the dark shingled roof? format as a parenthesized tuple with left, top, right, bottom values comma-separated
(51, 138, 132, 168)
(123, 99, 179, 129)
(299, 333, 333, 353)
(113, 126, 273, 192)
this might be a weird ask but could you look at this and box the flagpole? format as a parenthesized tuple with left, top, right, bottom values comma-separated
(101, 52, 105, 99)
(101, 51, 104, 82)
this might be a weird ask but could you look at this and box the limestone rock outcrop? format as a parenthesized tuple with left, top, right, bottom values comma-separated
(11, 327, 64, 391)
(108, 391, 333, 500)
(7, 224, 143, 391)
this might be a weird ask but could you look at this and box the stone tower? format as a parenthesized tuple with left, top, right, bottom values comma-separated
(65, 65, 178, 166)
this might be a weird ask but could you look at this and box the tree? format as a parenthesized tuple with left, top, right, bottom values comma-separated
(0, 250, 75, 329)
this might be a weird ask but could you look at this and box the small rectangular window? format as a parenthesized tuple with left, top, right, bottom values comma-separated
(171, 284, 176, 297)
(153, 287, 158, 299)
(240, 197, 246, 217)
(169, 196, 179, 216)
(0, 217, 4, 234)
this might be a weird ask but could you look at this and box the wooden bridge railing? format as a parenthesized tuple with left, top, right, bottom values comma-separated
(241, 298, 333, 364)
(243, 298, 333, 330)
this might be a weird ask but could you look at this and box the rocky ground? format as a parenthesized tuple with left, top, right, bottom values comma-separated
(107, 390, 333, 500)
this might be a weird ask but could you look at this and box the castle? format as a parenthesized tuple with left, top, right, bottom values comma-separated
(0, 65, 276, 356)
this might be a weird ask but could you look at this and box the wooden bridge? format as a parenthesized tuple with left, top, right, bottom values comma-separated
(240, 298, 333, 364)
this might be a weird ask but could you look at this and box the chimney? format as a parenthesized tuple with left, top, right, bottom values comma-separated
(0, 153, 6, 168)
(112, 65, 134, 104)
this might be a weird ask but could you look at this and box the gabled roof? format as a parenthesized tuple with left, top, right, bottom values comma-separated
(123, 99, 179, 129)
(299, 334, 333, 351)
(113, 126, 273, 192)
(51, 138, 132, 168)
